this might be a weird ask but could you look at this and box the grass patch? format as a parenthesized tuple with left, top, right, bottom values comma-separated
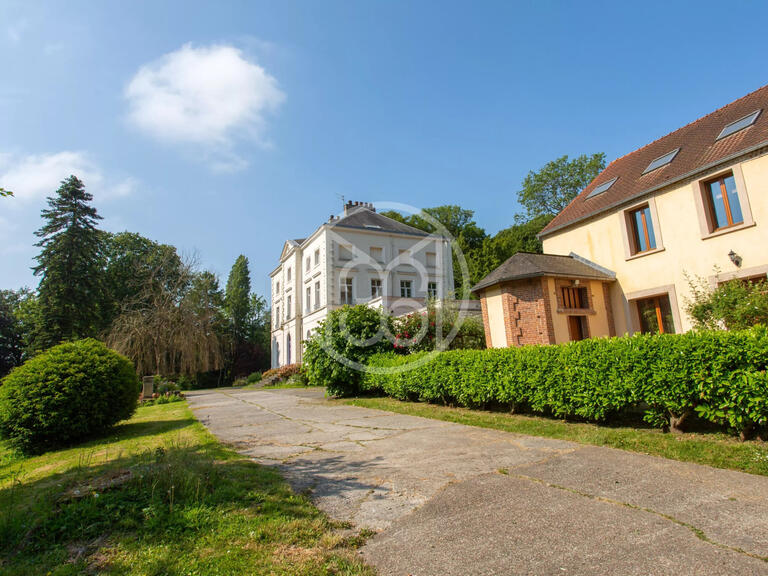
(342, 397, 768, 477)
(0, 402, 373, 575)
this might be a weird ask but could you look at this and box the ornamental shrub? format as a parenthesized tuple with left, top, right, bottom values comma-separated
(363, 326, 768, 437)
(303, 305, 394, 396)
(686, 274, 768, 330)
(261, 363, 301, 386)
(392, 305, 486, 353)
(0, 339, 139, 454)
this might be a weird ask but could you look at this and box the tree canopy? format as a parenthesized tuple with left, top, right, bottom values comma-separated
(517, 153, 606, 219)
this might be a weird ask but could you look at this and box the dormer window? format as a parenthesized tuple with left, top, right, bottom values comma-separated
(642, 148, 680, 174)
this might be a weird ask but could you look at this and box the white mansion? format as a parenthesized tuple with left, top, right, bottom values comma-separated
(270, 201, 455, 367)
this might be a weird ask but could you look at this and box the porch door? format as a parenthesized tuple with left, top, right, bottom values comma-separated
(568, 316, 588, 341)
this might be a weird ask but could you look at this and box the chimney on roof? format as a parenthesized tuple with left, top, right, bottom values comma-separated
(343, 200, 375, 215)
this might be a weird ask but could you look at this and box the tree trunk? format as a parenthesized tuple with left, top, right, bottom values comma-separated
(668, 410, 691, 434)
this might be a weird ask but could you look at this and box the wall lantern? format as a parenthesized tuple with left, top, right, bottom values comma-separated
(728, 250, 743, 267)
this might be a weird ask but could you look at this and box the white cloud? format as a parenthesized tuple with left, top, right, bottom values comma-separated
(125, 43, 285, 168)
(0, 151, 137, 203)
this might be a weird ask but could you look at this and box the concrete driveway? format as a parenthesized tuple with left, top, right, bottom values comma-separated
(186, 387, 768, 575)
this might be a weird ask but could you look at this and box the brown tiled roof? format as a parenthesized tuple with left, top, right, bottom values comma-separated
(540, 84, 768, 237)
(471, 252, 614, 293)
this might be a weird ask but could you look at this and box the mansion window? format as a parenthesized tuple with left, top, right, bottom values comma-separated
(286, 296, 291, 319)
(306, 286, 311, 312)
(426, 252, 436, 267)
(628, 204, 657, 254)
(371, 278, 383, 298)
(370, 246, 383, 262)
(287, 268, 291, 282)
(636, 295, 675, 334)
(306, 257, 311, 272)
(314, 249, 320, 266)
(560, 286, 588, 309)
(314, 281, 321, 310)
(400, 280, 412, 298)
(338, 245, 353, 261)
(427, 281, 438, 299)
(340, 278, 353, 305)
(704, 172, 743, 231)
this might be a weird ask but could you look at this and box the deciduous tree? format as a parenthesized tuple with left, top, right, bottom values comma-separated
(518, 153, 606, 219)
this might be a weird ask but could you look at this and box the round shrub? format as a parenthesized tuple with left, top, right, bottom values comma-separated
(0, 339, 140, 454)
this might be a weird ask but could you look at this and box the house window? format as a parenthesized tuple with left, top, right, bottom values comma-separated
(561, 286, 588, 309)
(286, 295, 291, 319)
(338, 245, 353, 261)
(314, 281, 321, 310)
(567, 316, 589, 341)
(306, 257, 310, 272)
(636, 295, 675, 334)
(275, 307, 280, 325)
(306, 286, 311, 312)
(400, 280, 412, 298)
(314, 249, 320, 266)
(427, 281, 438, 299)
(287, 268, 291, 282)
(426, 252, 436, 267)
(371, 278, 382, 298)
(704, 173, 743, 231)
(370, 246, 383, 262)
(628, 204, 657, 254)
(276, 281, 280, 293)
(340, 278, 353, 305)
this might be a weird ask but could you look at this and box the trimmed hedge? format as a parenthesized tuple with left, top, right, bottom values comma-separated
(0, 339, 139, 454)
(362, 327, 768, 437)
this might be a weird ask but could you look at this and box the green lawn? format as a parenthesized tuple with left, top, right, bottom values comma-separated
(0, 401, 374, 576)
(342, 397, 768, 477)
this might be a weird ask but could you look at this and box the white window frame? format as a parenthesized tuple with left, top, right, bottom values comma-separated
(371, 278, 383, 298)
(400, 280, 412, 298)
(314, 281, 321, 310)
(286, 295, 292, 319)
(340, 278, 354, 305)
(427, 281, 438, 299)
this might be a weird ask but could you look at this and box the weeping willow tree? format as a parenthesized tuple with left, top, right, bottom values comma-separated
(107, 253, 225, 376)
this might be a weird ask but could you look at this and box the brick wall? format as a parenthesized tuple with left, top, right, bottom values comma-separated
(499, 278, 555, 347)
(479, 296, 493, 348)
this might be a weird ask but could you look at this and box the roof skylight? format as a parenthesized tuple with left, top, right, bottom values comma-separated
(642, 148, 680, 174)
(586, 177, 618, 199)
(716, 109, 761, 140)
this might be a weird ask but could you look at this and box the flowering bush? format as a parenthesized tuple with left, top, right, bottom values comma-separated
(261, 363, 302, 386)
(392, 306, 485, 353)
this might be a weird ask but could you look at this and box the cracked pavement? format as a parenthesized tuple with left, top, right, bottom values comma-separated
(186, 387, 768, 575)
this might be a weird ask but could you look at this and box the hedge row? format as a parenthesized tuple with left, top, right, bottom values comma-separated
(361, 327, 768, 437)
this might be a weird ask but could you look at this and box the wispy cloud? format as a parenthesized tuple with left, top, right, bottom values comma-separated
(125, 43, 285, 170)
(5, 19, 27, 44)
(0, 151, 137, 202)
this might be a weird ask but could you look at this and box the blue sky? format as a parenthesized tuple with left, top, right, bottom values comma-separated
(1, 0, 766, 298)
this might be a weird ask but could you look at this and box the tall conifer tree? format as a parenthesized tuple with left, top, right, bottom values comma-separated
(33, 175, 104, 348)
(225, 255, 251, 343)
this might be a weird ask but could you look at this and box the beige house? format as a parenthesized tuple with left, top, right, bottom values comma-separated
(475, 84, 768, 346)
(270, 201, 454, 367)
